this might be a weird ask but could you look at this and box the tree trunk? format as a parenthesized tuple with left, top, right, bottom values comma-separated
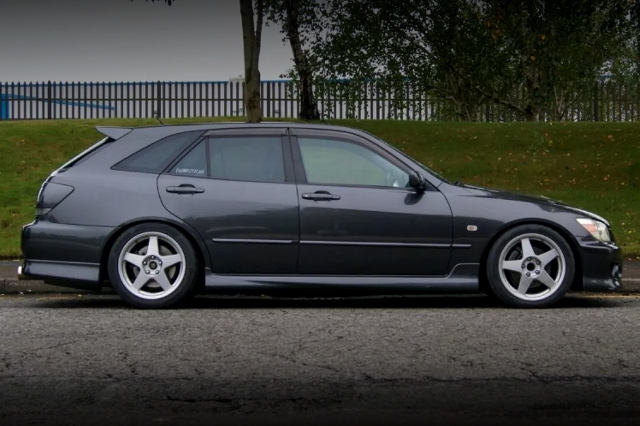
(524, 105, 540, 122)
(240, 0, 263, 122)
(244, 74, 262, 122)
(285, 0, 319, 120)
(521, 52, 541, 122)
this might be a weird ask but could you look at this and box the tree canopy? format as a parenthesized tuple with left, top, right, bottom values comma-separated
(133, 0, 638, 122)
(306, 0, 635, 121)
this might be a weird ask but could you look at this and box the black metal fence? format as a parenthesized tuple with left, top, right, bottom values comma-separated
(2, 80, 640, 122)
(0, 81, 256, 120)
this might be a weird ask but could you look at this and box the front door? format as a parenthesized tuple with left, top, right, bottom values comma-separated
(158, 128, 299, 274)
(291, 132, 453, 276)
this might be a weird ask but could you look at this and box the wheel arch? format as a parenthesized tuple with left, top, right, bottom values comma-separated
(99, 217, 209, 284)
(478, 219, 583, 294)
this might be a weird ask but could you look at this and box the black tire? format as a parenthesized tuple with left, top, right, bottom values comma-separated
(107, 222, 200, 309)
(486, 224, 575, 308)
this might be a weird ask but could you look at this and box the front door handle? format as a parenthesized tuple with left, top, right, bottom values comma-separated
(301, 191, 341, 201)
(166, 184, 204, 194)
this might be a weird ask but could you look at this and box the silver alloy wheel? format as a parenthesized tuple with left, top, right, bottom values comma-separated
(117, 231, 186, 300)
(498, 233, 566, 301)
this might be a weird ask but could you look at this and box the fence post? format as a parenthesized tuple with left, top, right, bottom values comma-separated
(241, 82, 246, 117)
(0, 82, 5, 120)
(47, 81, 52, 119)
(156, 81, 163, 118)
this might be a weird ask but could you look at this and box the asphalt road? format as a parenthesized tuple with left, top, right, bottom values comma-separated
(1, 293, 640, 426)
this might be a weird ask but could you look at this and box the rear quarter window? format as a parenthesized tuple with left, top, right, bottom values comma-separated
(113, 131, 204, 173)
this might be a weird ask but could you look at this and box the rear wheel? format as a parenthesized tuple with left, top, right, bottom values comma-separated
(486, 224, 575, 308)
(108, 223, 200, 308)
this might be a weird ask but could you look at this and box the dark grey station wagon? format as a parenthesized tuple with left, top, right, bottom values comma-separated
(19, 123, 623, 308)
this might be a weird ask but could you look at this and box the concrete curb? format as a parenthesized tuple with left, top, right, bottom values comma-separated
(1, 277, 640, 295)
(619, 279, 640, 293)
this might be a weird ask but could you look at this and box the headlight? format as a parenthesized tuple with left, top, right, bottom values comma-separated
(576, 218, 611, 242)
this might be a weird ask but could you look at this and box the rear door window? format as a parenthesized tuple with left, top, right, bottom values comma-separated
(170, 136, 286, 183)
(209, 137, 285, 182)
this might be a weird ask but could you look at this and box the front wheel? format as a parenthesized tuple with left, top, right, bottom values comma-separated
(108, 223, 200, 308)
(486, 224, 575, 308)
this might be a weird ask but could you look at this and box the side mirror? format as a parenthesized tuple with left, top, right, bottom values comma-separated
(408, 171, 427, 192)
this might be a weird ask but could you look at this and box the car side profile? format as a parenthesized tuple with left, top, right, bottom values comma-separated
(19, 123, 623, 308)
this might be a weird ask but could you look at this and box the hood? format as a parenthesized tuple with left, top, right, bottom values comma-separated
(459, 183, 610, 226)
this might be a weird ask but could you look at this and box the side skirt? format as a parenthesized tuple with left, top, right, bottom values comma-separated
(204, 263, 480, 295)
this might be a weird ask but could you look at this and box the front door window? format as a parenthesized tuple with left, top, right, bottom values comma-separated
(298, 137, 409, 188)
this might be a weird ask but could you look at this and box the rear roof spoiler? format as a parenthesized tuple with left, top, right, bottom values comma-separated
(96, 126, 133, 140)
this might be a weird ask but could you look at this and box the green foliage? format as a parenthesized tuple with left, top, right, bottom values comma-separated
(308, 0, 635, 122)
(0, 119, 638, 258)
(482, 0, 631, 120)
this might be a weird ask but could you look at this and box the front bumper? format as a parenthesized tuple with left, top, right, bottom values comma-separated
(575, 236, 623, 291)
(17, 264, 27, 280)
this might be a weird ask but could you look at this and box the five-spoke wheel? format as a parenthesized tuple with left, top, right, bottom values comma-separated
(108, 223, 200, 308)
(487, 225, 575, 308)
(118, 232, 186, 300)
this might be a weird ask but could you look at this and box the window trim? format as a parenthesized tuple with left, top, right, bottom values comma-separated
(165, 136, 209, 178)
(290, 133, 416, 190)
(164, 133, 295, 184)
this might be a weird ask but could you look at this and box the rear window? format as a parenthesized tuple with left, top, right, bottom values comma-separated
(113, 131, 204, 173)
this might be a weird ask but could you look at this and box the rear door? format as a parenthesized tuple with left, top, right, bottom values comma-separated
(291, 130, 453, 276)
(158, 128, 299, 274)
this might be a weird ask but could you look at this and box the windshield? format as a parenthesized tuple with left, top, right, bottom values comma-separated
(361, 131, 452, 184)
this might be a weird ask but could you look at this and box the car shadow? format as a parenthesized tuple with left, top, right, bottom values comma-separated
(24, 292, 627, 310)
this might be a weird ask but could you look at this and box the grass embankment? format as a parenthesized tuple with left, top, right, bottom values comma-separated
(0, 118, 638, 258)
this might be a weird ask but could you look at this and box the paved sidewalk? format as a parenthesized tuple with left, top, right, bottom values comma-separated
(624, 258, 640, 278)
(1, 260, 639, 294)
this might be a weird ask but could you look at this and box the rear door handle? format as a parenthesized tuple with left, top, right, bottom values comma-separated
(166, 184, 204, 194)
(301, 192, 341, 201)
